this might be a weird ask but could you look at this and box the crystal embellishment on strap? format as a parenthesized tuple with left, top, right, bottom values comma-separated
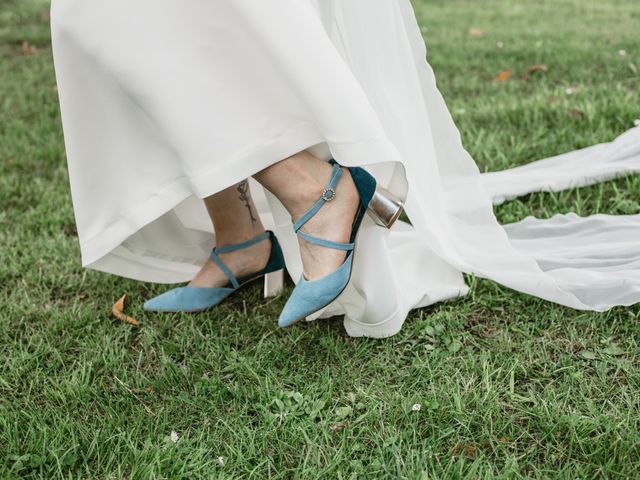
(322, 188, 336, 201)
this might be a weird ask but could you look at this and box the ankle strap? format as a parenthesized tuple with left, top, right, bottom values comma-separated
(215, 230, 271, 254)
(293, 162, 342, 233)
(292, 161, 355, 252)
(210, 231, 272, 288)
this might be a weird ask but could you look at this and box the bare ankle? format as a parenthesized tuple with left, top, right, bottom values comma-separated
(216, 226, 266, 248)
(254, 150, 338, 218)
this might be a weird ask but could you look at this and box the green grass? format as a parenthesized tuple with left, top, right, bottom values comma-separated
(1, 0, 639, 478)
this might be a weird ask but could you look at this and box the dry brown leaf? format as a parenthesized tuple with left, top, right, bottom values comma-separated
(528, 64, 548, 74)
(493, 69, 512, 83)
(20, 41, 38, 56)
(112, 294, 140, 326)
(467, 27, 484, 37)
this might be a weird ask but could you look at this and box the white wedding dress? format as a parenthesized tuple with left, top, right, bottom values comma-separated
(50, 0, 640, 337)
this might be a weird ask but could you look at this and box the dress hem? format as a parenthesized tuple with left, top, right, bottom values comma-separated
(80, 122, 408, 283)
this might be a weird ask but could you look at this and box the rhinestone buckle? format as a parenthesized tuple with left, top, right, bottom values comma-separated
(322, 188, 336, 202)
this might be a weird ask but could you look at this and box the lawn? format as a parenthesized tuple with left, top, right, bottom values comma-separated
(1, 0, 639, 478)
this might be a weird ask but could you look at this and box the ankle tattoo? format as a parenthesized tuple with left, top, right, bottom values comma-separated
(237, 180, 258, 226)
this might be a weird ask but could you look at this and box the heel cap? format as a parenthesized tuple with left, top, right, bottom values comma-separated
(264, 270, 284, 298)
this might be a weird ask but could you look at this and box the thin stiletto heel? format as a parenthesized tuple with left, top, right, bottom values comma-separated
(366, 184, 405, 229)
(264, 269, 284, 298)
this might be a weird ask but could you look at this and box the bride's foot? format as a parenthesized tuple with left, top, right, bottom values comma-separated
(271, 159, 391, 327)
(253, 151, 405, 327)
(144, 230, 285, 313)
(189, 234, 272, 287)
(293, 167, 360, 280)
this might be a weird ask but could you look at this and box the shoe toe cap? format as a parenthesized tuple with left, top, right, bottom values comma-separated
(278, 259, 352, 328)
(143, 288, 182, 311)
(278, 305, 304, 328)
(144, 286, 236, 312)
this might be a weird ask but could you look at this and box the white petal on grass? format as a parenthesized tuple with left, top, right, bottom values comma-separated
(411, 403, 422, 411)
(217, 456, 226, 466)
(618, 49, 627, 56)
(170, 431, 179, 443)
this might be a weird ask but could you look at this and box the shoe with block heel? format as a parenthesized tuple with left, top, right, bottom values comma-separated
(277, 159, 405, 328)
(144, 230, 285, 312)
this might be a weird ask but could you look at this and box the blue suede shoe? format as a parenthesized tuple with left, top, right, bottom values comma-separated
(278, 160, 405, 328)
(144, 230, 285, 312)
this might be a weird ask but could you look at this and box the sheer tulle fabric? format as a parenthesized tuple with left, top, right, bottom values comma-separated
(51, 0, 640, 337)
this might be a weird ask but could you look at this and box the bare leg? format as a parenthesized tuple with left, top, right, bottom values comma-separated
(189, 180, 271, 287)
(254, 150, 359, 280)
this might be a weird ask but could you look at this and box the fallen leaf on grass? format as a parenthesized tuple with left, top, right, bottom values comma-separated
(493, 69, 512, 83)
(467, 27, 485, 37)
(20, 41, 38, 56)
(522, 64, 548, 80)
(528, 64, 548, 73)
(112, 294, 140, 326)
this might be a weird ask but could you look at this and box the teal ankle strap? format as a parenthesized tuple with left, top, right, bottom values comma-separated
(215, 231, 270, 253)
(209, 252, 240, 288)
(297, 230, 354, 251)
(292, 161, 355, 252)
(293, 162, 342, 233)
(210, 231, 271, 288)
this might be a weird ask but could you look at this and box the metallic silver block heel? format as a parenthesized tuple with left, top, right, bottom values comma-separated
(366, 184, 405, 229)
